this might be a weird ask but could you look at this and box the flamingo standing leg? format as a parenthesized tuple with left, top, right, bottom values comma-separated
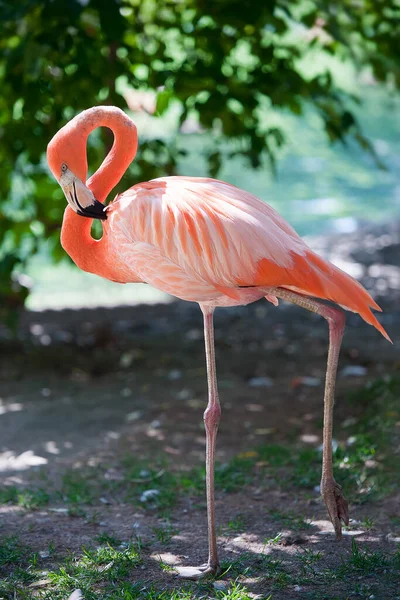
(176, 304, 221, 578)
(270, 288, 349, 538)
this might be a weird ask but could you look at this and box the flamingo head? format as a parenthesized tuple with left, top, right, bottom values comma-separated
(47, 113, 107, 220)
(58, 163, 107, 220)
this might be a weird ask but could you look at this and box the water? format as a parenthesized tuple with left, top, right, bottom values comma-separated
(26, 86, 400, 310)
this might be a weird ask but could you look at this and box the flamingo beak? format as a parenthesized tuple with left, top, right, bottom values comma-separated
(59, 165, 107, 221)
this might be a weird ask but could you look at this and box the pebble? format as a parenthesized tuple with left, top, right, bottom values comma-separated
(168, 369, 182, 380)
(213, 581, 228, 591)
(340, 365, 368, 377)
(292, 376, 321, 387)
(126, 410, 142, 422)
(67, 591, 83, 600)
(386, 533, 400, 543)
(186, 328, 202, 340)
(342, 529, 364, 537)
(248, 376, 274, 387)
(120, 387, 132, 397)
(140, 489, 160, 502)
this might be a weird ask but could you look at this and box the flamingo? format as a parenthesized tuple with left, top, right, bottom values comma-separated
(47, 106, 390, 579)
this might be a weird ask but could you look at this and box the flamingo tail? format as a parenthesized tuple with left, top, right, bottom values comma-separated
(252, 250, 391, 342)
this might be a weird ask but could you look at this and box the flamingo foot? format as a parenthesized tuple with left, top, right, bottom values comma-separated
(321, 477, 349, 539)
(175, 563, 220, 580)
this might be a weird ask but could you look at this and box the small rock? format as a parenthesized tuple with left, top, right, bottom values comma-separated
(386, 533, 400, 543)
(340, 365, 368, 377)
(126, 410, 142, 422)
(120, 352, 135, 368)
(40, 334, 52, 346)
(292, 376, 321, 388)
(248, 376, 274, 388)
(177, 388, 191, 400)
(294, 585, 302, 591)
(168, 369, 182, 380)
(342, 529, 364, 537)
(39, 550, 50, 559)
(120, 387, 132, 397)
(140, 489, 160, 502)
(213, 581, 228, 591)
(186, 329, 202, 340)
(278, 534, 307, 546)
(68, 591, 83, 600)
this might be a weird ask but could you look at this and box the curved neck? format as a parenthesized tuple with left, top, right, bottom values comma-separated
(81, 107, 138, 202)
(58, 107, 138, 281)
(60, 207, 107, 277)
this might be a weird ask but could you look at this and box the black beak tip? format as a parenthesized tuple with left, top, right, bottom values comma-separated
(77, 199, 107, 220)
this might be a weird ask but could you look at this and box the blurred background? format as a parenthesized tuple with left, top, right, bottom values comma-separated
(1, 0, 399, 315)
(1, 3, 400, 597)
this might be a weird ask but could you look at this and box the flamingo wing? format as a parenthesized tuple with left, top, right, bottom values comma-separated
(121, 241, 222, 302)
(108, 176, 388, 340)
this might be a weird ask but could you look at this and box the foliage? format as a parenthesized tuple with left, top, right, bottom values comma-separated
(1, 0, 399, 312)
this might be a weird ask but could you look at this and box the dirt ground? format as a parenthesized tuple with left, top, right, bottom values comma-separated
(0, 297, 399, 598)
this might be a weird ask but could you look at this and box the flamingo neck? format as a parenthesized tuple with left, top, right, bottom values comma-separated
(81, 108, 138, 203)
(60, 207, 110, 278)
(59, 107, 139, 281)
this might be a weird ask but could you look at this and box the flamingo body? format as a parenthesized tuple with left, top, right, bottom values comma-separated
(66, 172, 387, 338)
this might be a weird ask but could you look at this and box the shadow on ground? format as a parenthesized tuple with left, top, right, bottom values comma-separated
(0, 298, 399, 599)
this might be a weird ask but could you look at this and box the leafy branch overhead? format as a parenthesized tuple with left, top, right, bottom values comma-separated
(0, 0, 399, 310)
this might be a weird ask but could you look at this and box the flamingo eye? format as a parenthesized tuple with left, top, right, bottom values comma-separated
(61, 163, 67, 173)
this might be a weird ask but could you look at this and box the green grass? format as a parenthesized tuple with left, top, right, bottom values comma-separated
(339, 537, 399, 577)
(95, 533, 122, 546)
(268, 509, 313, 531)
(0, 536, 31, 568)
(152, 522, 178, 544)
(0, 486, 49, 509)
(60, 470, 97, 505)
(1, 534, 399, 600)
(1, 377, 399, 599)
(0, 534, 271, 600)
(2, 377, 398, 522)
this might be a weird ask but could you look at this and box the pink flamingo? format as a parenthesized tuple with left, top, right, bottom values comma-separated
(47, 106, 389, 579)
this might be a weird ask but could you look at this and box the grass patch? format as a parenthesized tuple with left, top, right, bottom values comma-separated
(152, 522, 178, 544)
(95, 532, 122, 546)
(0, 486, 49, 509)
(339, 537, 399, 577)
(2, 378, 397, 519)
(60, 470, 97, 505)
(121, 460, 179, 512)
(268, 509, 312, 531)
(255, 376, 400, 503)
(0, 536, 32, 568)
(221, 552, 292, 590)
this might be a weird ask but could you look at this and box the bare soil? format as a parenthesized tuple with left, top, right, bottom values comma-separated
(0, 298, 399, 598)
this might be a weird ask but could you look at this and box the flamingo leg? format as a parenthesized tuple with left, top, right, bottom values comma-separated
(176, 304, 221, 579)
(267, 287, 349, 539)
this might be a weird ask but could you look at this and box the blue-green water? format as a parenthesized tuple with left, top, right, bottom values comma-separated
(178, 88, 400, 237)
(26, 86, 400, 310)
